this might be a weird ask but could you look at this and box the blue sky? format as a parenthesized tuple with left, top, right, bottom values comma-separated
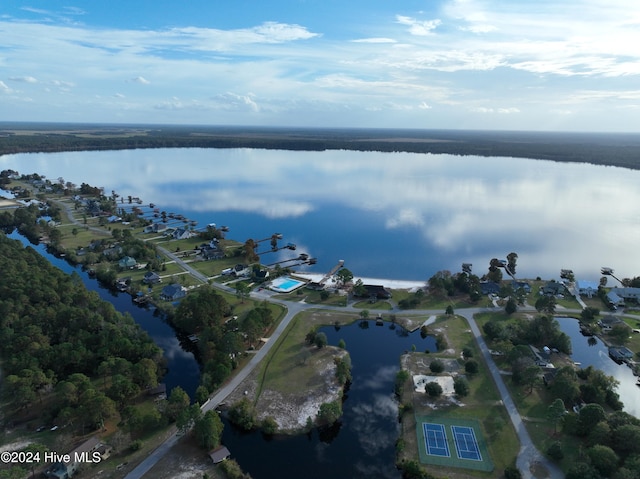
(1, 0, 640, 131)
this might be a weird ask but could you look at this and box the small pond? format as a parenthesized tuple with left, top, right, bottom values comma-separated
(220, 321, 435, 479)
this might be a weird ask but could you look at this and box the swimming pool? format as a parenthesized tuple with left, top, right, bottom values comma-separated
(270, 276, 306, 293)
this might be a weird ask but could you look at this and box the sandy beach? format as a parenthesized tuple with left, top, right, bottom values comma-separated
(294, 272, 425, 290)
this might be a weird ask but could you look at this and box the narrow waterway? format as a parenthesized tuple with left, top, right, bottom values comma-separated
(6, 230, 201, 400)
(221, 321, 436, 479)
(556, 317, 640, 417)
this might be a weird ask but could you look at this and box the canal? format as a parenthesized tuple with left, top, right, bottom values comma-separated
(556, 317, 640, 417)
(7, 230, 201, 401)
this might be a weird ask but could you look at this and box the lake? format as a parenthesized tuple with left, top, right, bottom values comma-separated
(2, 148, 640, 282)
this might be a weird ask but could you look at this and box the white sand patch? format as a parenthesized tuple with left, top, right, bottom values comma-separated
(413, 375, 455, 395)
(294, 273, 424, 290)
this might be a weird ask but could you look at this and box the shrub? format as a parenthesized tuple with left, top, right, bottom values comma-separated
(465, 359, 479, 374)
(425, 381, 443, 397)
(429, 360, 444, 374)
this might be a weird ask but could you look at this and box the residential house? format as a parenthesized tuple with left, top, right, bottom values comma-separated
(479, 281, 501, 295)
(577, 280, 599, 298)
(118, 256, 137, 269)
(511, 280, 532, 294)
(598, 315, 625, 331)
(160, 283, 186, 301)
(201, 247, 225, 260)
(103, 245, 123, 258)
(609, 287, 640, 302)
(354, 284, 392, 300)
(143, 271, 162, 285)
(541, 281, 566, 297)
(233, 264, 250, 277)
(172, 228, 193, 240)
(606, 291, 625, 309)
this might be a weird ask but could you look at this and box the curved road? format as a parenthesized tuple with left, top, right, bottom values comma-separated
(50, 205, 563, 479)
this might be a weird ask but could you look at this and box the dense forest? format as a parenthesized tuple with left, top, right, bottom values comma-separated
(1, 123, 640, 170)
(0, 233, 163, 431)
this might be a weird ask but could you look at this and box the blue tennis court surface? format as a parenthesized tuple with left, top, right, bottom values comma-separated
(423, 423, 450, 457)
(452, 425, 482, 461)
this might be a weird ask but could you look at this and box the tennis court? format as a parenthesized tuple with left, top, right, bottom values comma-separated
(415, 415, 494, 472)
(423, 423, 450, 457)
(451, 425, 482, 461)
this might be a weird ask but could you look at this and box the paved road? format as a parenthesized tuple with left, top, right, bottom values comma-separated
(458, 309, 564, 479)
(124, 295, 308, 479)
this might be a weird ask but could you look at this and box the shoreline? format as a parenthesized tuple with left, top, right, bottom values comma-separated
(293, 272, 425, 290)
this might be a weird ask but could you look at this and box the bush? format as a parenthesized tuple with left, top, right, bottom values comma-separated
(546, 441, 564, 461)
(462, 347, 473, 359)
(504, 466, 522, 479)
(129, 439, 143, 452)
(261, 416, 278, 436)
(229, 398, 256, 430)
(465, 359, 479, 374)
(425, 381, 443, 397)
(317, 401, 342, 425)
(429, 360, 444, 374)
(453, 376, 470, 397)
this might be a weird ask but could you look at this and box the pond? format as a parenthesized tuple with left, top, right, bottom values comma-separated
(220, 322, 435, 479)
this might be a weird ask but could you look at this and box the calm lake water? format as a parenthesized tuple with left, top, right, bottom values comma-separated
(3, 148, 640, 282)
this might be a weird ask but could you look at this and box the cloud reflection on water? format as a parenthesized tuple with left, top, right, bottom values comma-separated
(3, 148, 640, 280)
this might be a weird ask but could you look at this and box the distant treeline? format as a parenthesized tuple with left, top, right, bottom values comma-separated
(1, 123, 640, 170)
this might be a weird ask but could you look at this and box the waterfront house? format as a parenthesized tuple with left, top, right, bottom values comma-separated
(146, 383, 167, 398)
(479, 281, 500, 295)
(598, 315, 624, 331)
(609, 287, 640, 303)
(173, 228, 193, 240)
(233, 264, 250, 277)
(353, 284, 391, 300)
(511, 280, 531, 294)
(609, 346, 634, 362)
(208, 445, 231, 464)
(118, 256, 137, 269)
(541, 281, 566, 297)
(577, 280, 599, 298)
(606, 291, 625, 309)
(143, 271, 162, 285)
(160, 283, 186, 301)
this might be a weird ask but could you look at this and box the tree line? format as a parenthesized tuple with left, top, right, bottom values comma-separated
(3, 126, 640, 171)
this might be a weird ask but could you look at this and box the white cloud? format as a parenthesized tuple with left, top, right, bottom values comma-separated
(396, 15, 442, 36)
(0, 81, 11, 93)
(470, 106, 520, 114)
(130, 76, 151, 85)
(352, 38, 397, 44)
(9, 76, 38, 83)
